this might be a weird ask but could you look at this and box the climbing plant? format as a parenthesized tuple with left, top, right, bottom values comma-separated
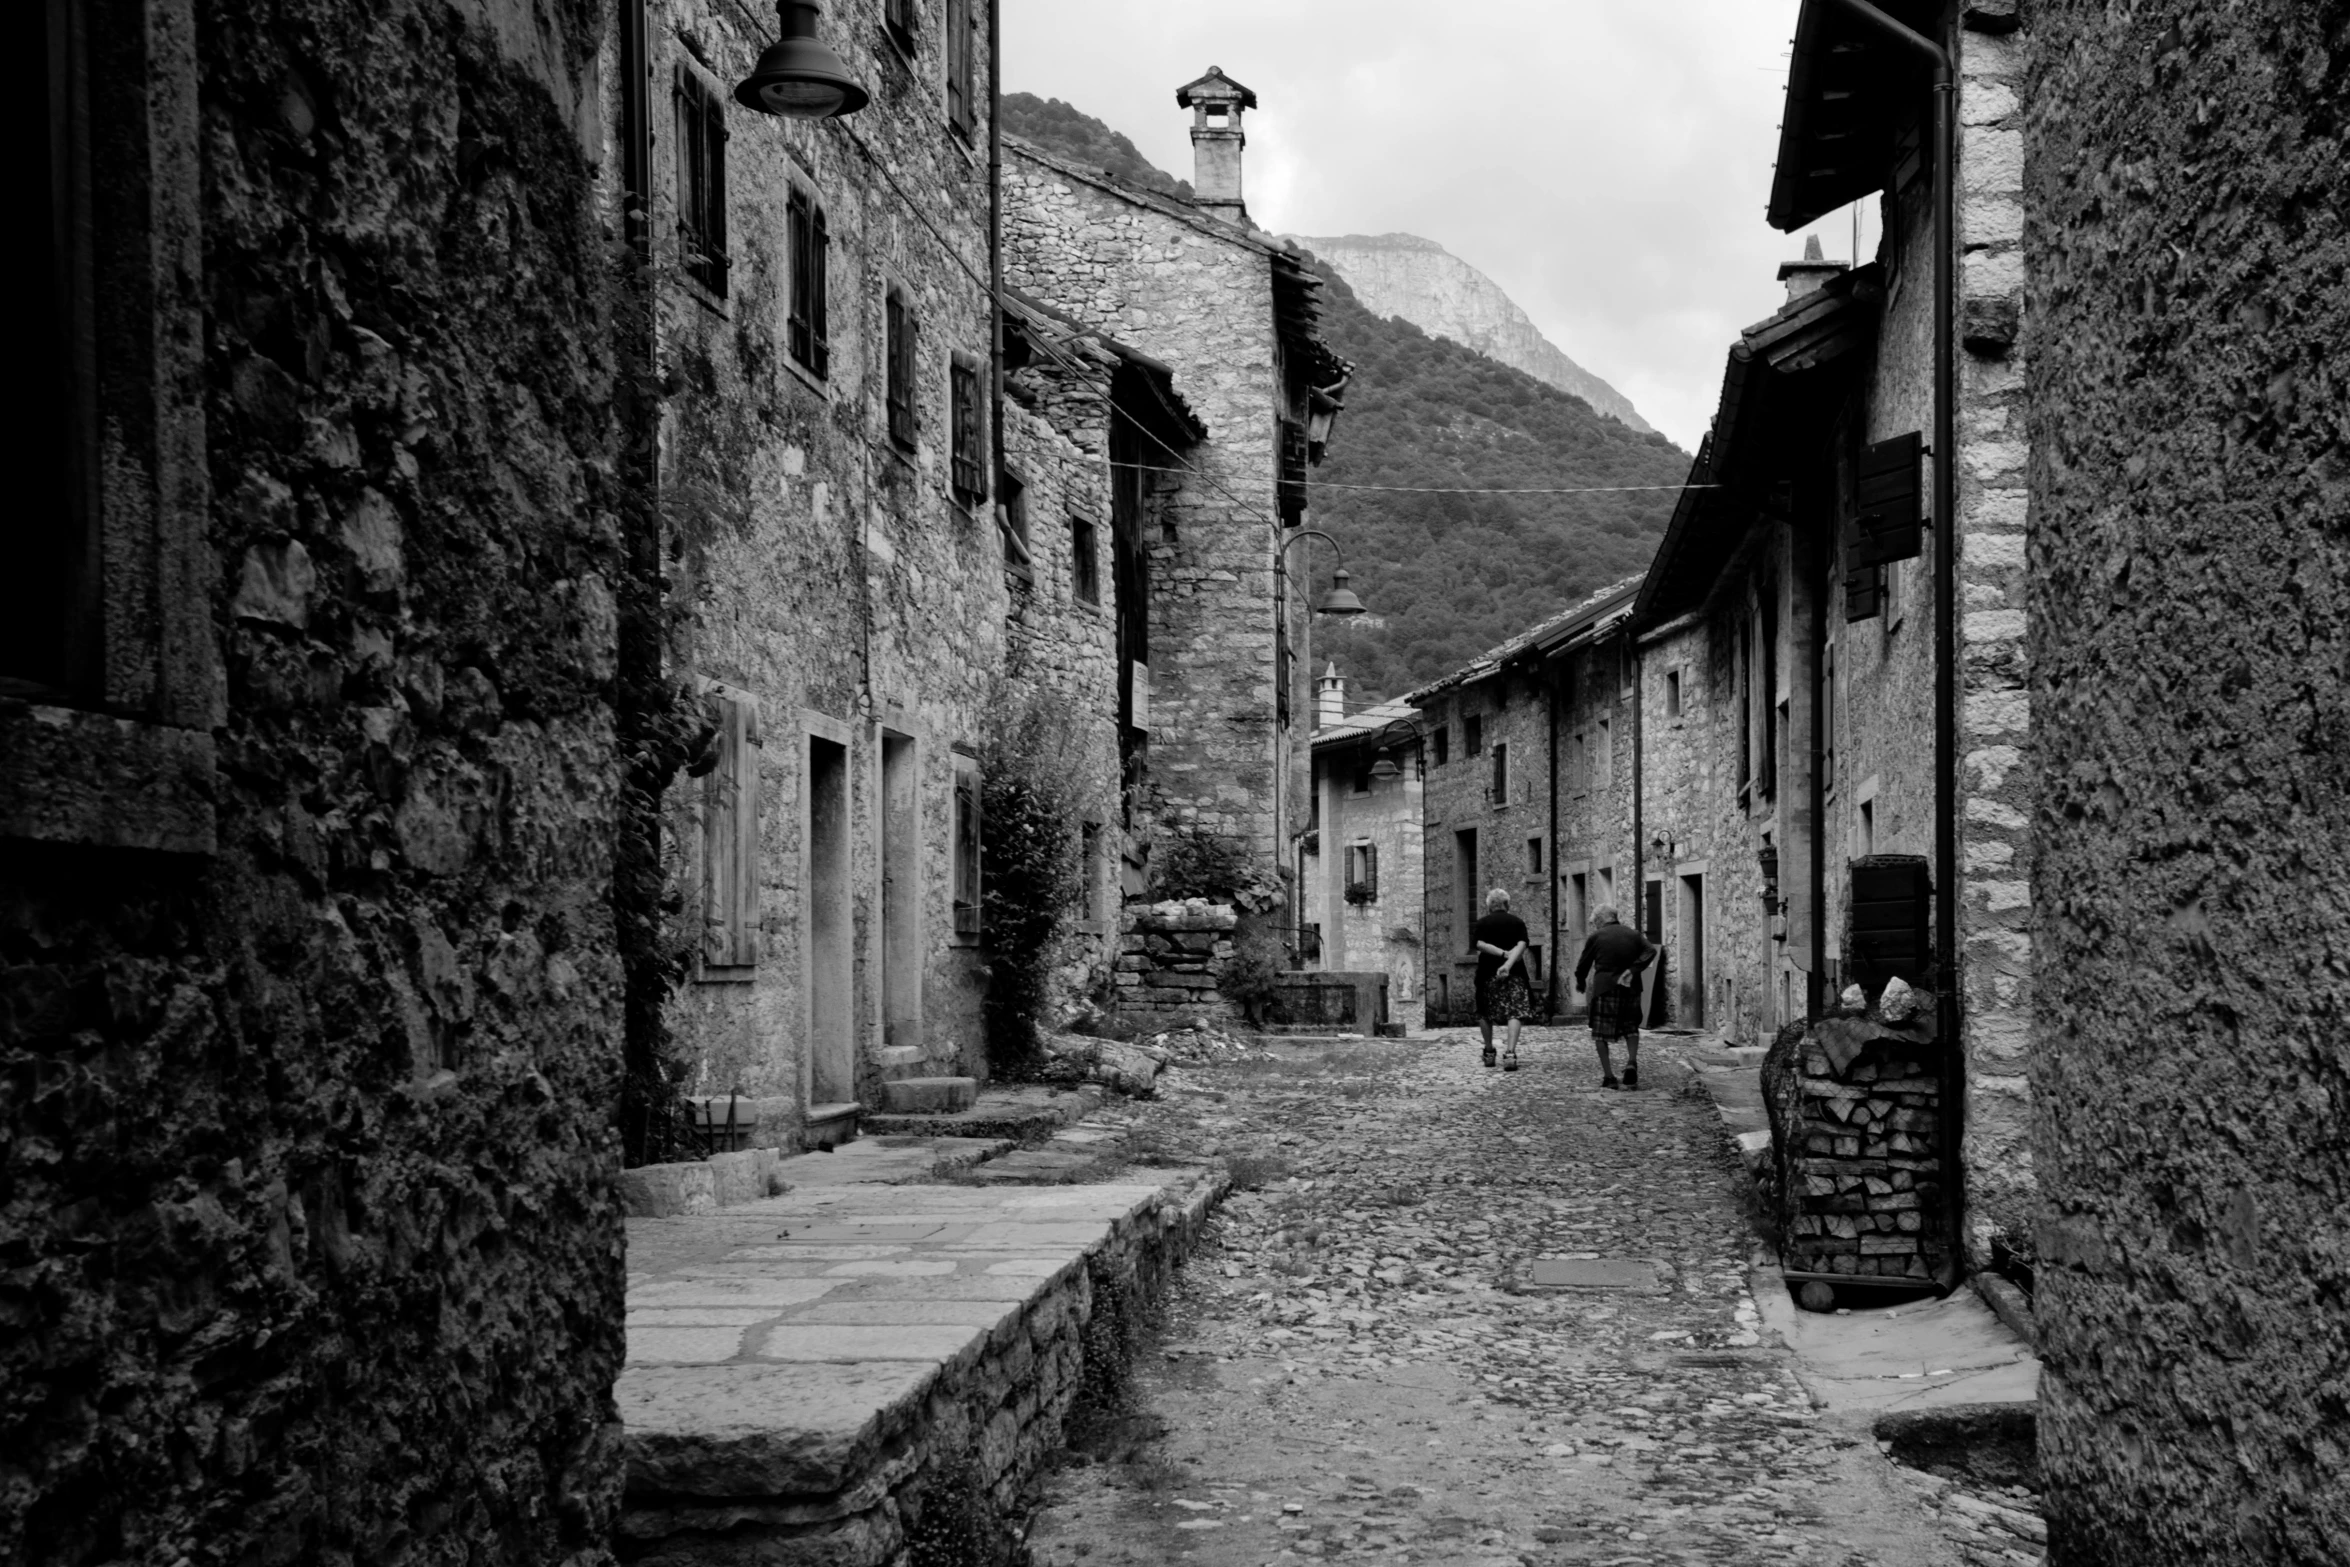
(978, 683, 1106, 1074)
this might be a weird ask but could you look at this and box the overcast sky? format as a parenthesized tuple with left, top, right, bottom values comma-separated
(1003, 0, 1874, 452)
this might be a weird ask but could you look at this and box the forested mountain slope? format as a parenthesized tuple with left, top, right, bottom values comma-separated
(1303, 259, 1689, 701)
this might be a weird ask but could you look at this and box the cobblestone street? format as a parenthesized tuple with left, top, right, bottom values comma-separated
(1024, 1027, 2044, 1567)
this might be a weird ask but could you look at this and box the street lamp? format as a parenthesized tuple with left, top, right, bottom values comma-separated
(733, 1, 870, 119)
(1364, 716, 1425, 782)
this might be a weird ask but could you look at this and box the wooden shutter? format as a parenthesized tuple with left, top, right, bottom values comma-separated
(787, 191, 829, 378)
(950, 360, 983, 501)
(887, 296, 917, 448)
(1855, 432, 1923, 565)
(700, 688, 760, 970)
(1491, 741, 1508, 804)
(674, 68, 729, 296)
(945, 0, 972, 133)
(1365, 843, 1379, 901)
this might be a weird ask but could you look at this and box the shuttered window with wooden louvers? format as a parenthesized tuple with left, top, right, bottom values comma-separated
(886, 293, 917, 449)
(944, 0, 974, 136)
(700, 687, 760, 974)
(952, 755, 982, 940)
(1277, 417, 1308, 523)
(884, 0, 916, 53)
(787, 189, 829, 378)
(1491, 741, 1510, 805)
(674, 67, 729, 296)
(950, 357, 984, 503)
(1855, 431, 1924, 565)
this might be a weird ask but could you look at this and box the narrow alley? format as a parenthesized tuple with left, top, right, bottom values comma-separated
(1024, 1028, 2044, 1567)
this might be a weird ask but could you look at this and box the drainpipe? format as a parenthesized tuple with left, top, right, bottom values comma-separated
(1825, 0, 1961, 1287)
(987, 0, 1004, 486)
(1546, 658, 1560, 1019)
(1630, 635, 1644, 940)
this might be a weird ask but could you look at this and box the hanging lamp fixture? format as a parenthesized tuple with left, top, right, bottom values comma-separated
(734, 1, 870, 119)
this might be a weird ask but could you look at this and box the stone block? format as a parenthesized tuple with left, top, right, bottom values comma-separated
(877, 1077, 979, 1115)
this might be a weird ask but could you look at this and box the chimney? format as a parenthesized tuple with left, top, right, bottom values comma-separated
(1175, 66, 1257, 225)
(1777, 233, 1849, 304)
(1317, 661, 1345, 726)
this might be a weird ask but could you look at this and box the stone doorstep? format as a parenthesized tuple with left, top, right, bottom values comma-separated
(875, 1076, 979, 1115)
(860, 1084, 1104, 1143)
(617, 1170, 1226, 1562)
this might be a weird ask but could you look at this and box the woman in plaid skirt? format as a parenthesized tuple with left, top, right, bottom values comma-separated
(1472, 888, 1541, 1070)
(1573, 905, 1657, 1089)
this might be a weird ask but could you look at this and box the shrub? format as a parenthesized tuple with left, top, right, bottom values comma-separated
(979, 683, 1106, 1074)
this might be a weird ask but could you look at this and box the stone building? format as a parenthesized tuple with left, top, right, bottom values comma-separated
(1299, 670, 1425, 1002)
(609, 0, 1016, 1143)
(2026, 1, 2349, 1559)
(1002, 70, 1350, 896)
(3, 0, 627, 1558)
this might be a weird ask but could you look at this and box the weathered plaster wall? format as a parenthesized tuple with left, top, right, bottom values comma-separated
(1003, 142, 1291, 866)
(2026, 2, 2350, 1560)
(2, 0, 627, 1558)
(625, 0, 1003, 1121)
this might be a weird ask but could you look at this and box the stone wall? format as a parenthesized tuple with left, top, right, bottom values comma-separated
(1115, 899, 1241, 1030)
(622, 0, 1006, 1125)
(2, 0, 628, 1557)
(2026, 1, 2350, 1560)
(1003, 141, 1296, 869)
(1417, 665, 1553, 1024)
(1303, 726, 1426, 1001)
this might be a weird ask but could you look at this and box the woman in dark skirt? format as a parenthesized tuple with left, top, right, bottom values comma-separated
(1572, 904, 1657, 1089)
(1473, 888, 1541, 1070)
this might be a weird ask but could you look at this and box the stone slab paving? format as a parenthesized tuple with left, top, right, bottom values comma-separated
(1020, 1027, 2045, 1567)
(617, 1158, 1221, 1564)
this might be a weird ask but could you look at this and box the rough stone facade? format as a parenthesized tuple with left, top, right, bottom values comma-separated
(2026, 1, 2350, 1559)
(612, 0, 1008, 1131)
(2, 0, 627, 1558)
(1415, 663, 1554, 1025)
(1301, 688, 1426, 1003)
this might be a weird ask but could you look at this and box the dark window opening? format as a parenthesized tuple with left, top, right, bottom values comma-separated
(1071, 516, 1099, 604)
(999, 466, 1030, 577)
(1350, 752, 1372, 795)
(1490, 740, 1509, 804)
(1527, 837, 1543, 875)
(1665, 669, 1682, 717)
(944, 0, 974, 135)
(884, 0, 916, 53)
(674, 66, 729, 295)
(1464, 713, 1483, 756)
(950, 356, 983, 503)
(1432, 725, 1449, 766)
(786, 187, 829, 377)
(886, 291, 917, 449)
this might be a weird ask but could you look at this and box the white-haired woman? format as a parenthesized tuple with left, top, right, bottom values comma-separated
(1472, 888, 1539, 1070)
(1572, 905, 1657, 1089)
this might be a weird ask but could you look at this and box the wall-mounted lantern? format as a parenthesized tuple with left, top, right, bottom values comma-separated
(734, 1, 870, 119)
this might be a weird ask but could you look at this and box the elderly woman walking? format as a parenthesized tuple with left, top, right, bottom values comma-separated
(1573, 905, 1657, 1089)
(1472, 888, 1541, 1071)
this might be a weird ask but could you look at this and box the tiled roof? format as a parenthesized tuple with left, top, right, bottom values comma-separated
(1311, 696, 1423, 752)
(1401, 575, 1644, 706)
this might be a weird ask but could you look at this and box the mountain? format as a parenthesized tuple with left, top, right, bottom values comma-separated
(1287, 233, 1655, 434)
(1300, 256, 1689, 704)
(1000, 93, 1193, 201)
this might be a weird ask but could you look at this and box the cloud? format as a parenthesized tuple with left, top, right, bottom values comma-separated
(1003, 0, 1876, 450)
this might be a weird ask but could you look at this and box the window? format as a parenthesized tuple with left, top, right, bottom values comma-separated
(884, 0, 916, 53)
(1071, 515, 1099, 604)
(1432, 725, 1449, 766)
(952, 753, 982, 941)
(1571, 731, 1586, 793)
(1464, 714, 1484, 756)
(674, 66, 729, 295)
(1596, 719, 1613, 788)
(1665, 669, 1682, 718)
(1567, 872, 1589, 934)
(886, 290, 917, 449)
(999, 466, 1030, 576)
(1350, 752, 1373, 795)
(786, 187, 829, 377)
(1346, 843, 1380, 903)
(1527, 837, 1544, 876)
(950, 355, 984, 503)
(699, 686, 761, 976)
(944, 0, 974, 135)
(1490, 741, 1510, 805)
(1859, 798, 1876, 857)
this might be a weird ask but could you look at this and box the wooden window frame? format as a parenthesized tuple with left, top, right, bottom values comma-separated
(786, 185, 829, 379)
(1070, 513, 1100, 606)
(943, 0, 974, 138)
(886, 290, 918, 451)
(2, 0, 218, 858)
(949, 354, 984, 505)
(673, 63, 730, 297)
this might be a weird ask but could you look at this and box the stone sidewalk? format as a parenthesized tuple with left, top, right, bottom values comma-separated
(616, 1155, 1223, 1564)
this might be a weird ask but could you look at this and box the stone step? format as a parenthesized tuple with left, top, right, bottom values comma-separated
(875, 1044, 927, 1082)
(803, 1101, 861, 1151)
(874, 1076, 978, 1115)
(861, 1084, 1103, 1142)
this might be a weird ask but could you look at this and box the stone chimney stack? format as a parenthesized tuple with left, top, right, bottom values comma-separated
(1317, 661, 1345, 726)
(1176, 66, 1257, 226)
(1777, 233, 1850, 304)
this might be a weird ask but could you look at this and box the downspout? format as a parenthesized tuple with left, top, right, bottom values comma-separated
(1630, 636, 1644, 940)
(987, 0, 1004, 487)
(1825, 0, 1961, 1287)
(1546, 657, 1560, 1019)
(1810, 493, 1830, 1023)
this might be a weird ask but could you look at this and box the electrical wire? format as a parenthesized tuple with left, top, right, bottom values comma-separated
(1103, 462, 1719, 497)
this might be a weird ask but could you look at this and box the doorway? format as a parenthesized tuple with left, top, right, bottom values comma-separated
(1453, 828, 1480, 963)
(1644, 878, 1670, 1027)
(807, 734, 854, 1106)
(1677, 872, 1706, 1028)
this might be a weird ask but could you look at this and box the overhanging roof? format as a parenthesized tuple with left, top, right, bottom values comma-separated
(1767, 0, 1940, 232)
(1633, 265, 1882, 626)
(1403, 576, 1643, 707)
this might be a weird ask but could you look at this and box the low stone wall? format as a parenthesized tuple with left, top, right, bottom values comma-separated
(1764, 1001, 1953, 1287)
(616, 1172, 1225, 1566)
(1114, 899, 1240, 1028)
(1265, 971, 1389, 1033)
(616, 1149, 787, 1219)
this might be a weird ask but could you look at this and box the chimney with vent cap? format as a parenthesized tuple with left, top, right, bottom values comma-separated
(1317, 662, 1345, 726)
(1176, 67, 1257, 226)
(1778, 233, 1850, 304)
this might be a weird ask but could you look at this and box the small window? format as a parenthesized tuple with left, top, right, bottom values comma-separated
(886, 291, 917, 449)
(674, 66, 730, 296)
(786, 188, 830, 378)
(944, 0, 974, 136)
(1350, 753, 1373, 795)
(1490, 741, 1509, 805)
(1596, 718, 1613, 787)
(885, 0, 917, 53)
(1665, 669, 1682, 718)
(1571, 731, 1587, 793)
(998, 466, 1031, 575)
(953, 754, 982, 941)
(1527, 837, 1544, 875)
(1464, 714, 1484, 756)
(1859, 798, 1876, 858)
(1432, 725, 1448, 766)
(950, 356, 984, 503)
(1071, 516, 1099, 604)
(1346, 842, 1380, 903)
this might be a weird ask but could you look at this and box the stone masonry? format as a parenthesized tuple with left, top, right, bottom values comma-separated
(1114, 899, 1241, 1030)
